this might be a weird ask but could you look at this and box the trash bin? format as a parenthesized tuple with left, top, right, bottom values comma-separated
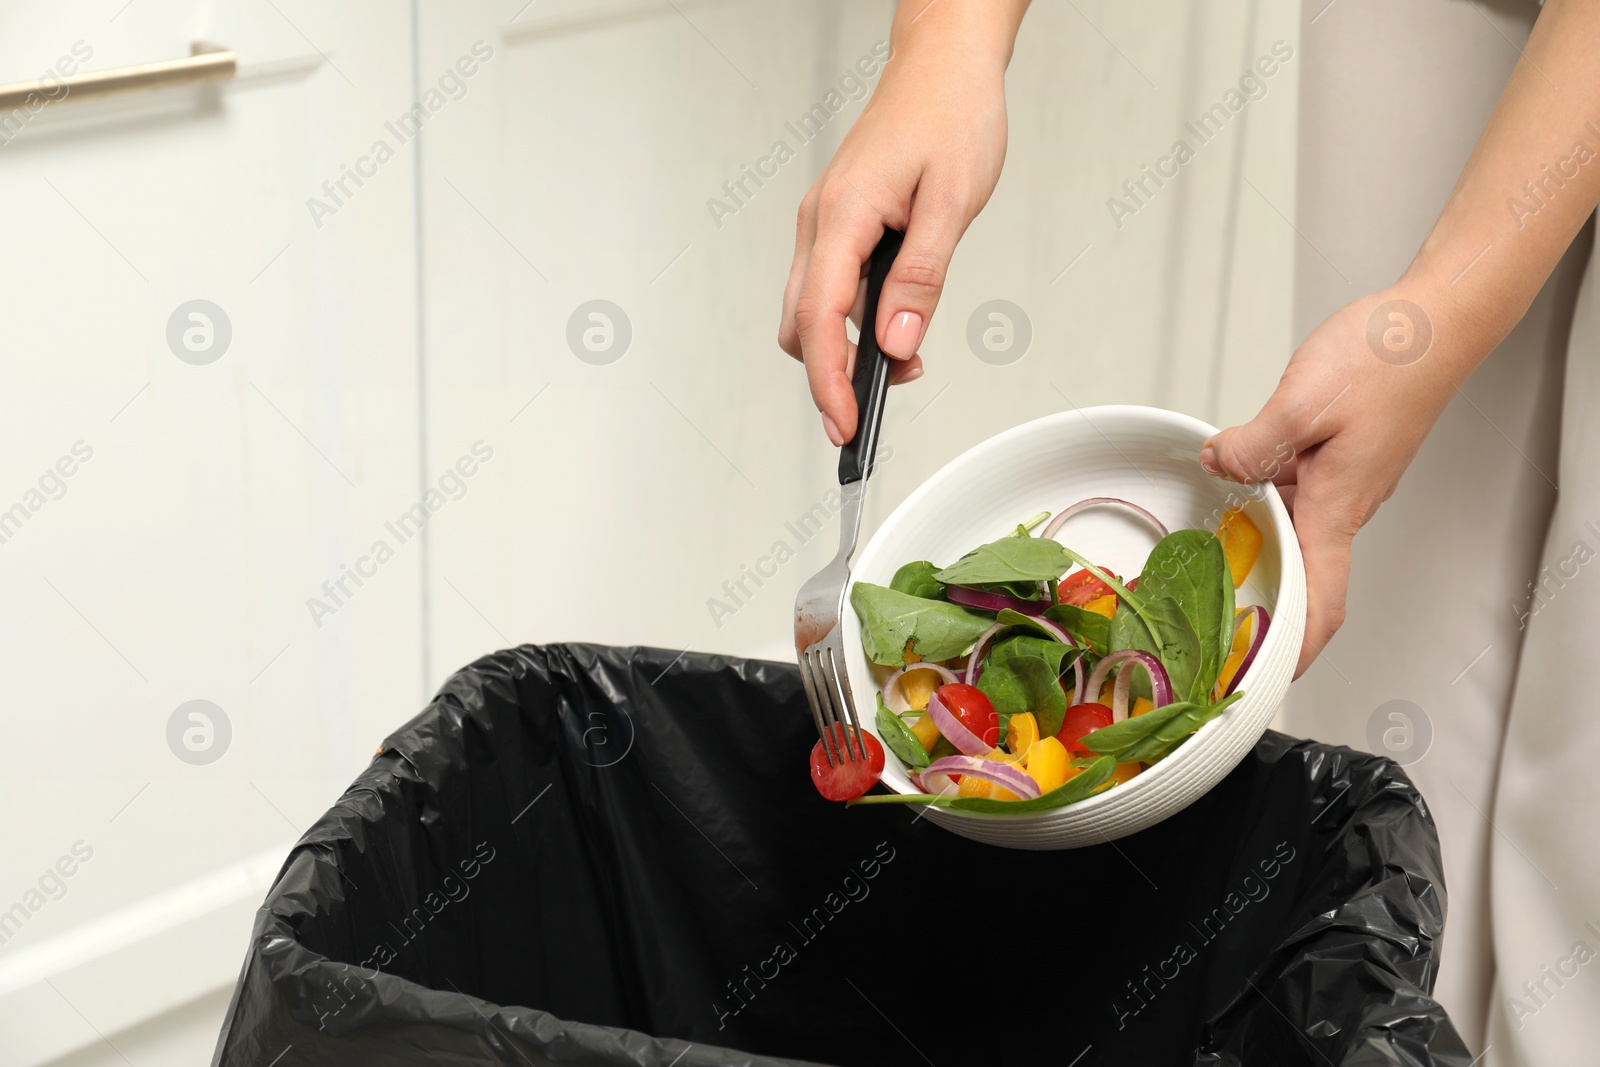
(212, 644, 1471, 1066)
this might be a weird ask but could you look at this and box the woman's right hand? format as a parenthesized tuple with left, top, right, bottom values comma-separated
(779, 5, 1021, 446)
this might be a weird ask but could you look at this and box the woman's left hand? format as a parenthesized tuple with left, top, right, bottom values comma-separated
(1199, 286, 1459, 677)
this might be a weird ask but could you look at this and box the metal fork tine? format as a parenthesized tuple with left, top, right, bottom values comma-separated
(797, 653, 833, 766)
(814, 648, 852, 765)
(826, 645, 865, 762)
(798, 652, 836, 766)
(808, 650, 844, 766)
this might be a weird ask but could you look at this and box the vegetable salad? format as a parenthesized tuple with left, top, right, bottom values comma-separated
(809, 499, 1268, 809)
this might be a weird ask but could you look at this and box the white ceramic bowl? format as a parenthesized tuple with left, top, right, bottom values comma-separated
(844, 405, 1305, 850)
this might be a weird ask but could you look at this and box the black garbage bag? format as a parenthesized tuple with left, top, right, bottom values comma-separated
(212, 644, 1470, 1067)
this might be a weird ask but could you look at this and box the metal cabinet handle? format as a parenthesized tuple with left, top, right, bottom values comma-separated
(0, 43, 236, 111)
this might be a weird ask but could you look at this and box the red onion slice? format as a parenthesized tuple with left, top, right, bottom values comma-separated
(881, 662, 960, 713)
(1083, 649, 1172, 722)
(946, 584, 1049, 616)
(965, 622, 1007, 686)
(927, 688, 993, 757)
(1042, 497, 1170, 542)
(1222, 606, 1270, 698)
(921, 755, 1041, 800)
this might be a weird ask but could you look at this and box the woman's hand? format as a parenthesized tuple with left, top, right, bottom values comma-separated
(1210, 0, 1600, 677)
(780, 1, 1028, 446)
(1200, 288, 1459, 677)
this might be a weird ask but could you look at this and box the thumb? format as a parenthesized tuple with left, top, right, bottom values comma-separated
(874, 190, 967, 360)
(1286, 494, 1354, 678)
(1201, 394, 1317, 485)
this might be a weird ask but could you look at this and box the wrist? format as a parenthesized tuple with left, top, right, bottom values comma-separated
(889, 0, 1027, 76)
(1388, 265, 1507, 389)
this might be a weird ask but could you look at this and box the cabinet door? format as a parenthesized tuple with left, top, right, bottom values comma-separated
(0, 4, 423, 1064)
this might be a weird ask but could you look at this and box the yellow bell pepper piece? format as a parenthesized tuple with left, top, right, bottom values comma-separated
(1216, 508, 1262, 589)
(900, 665, 941, 711)
(1083, 593, 1117, 619)
(903, 639, 922, 664)
(959, 750, 1026, 800)
(1005, 712, 1039, 757)
(1024, 736, 1069, 794)
(1102, 689, 1154, 717)
(1112, 762, 1142, 785)
(909, 713, 942, 753)
(1212, 607, 1258, 700)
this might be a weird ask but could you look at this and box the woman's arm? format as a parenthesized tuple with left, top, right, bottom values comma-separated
(779, 0, 1032, 445)
(1204, 0, 1600, 676)
(1407, 0, 1600, 370)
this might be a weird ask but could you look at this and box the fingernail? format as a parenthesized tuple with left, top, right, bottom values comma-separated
(899, 365, 924, 384)
(1198, 446, 1222, 476)
(882, 310, 923, 359)
(822, 412, 844, 446)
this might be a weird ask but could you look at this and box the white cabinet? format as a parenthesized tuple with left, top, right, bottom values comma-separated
(0, 4, 422, 1063)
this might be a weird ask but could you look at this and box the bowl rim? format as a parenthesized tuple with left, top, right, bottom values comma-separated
(844, 403, 1301, 824)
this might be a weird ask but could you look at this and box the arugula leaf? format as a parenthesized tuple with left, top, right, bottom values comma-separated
(932, 535, 1073, 587)
(1109, 593, 1204, 703)
(1079, 692, 1242, 763)
(975, 633, 1075, 737)
(1044, 603, 1111, 656)
(1136, 530, 1233, 700)
(875, 695, 931, 769)
(848, 755, 1118, 812)
(890, 561, 945, 600)
(849, 583, 995, 666)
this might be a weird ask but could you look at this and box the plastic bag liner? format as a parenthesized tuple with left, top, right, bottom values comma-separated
(213, 644, 1471, 1067)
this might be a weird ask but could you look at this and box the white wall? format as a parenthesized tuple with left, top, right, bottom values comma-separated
(0, 2, 1298, 1063)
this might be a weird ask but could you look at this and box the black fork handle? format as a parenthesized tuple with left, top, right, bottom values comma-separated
(838, 228, 904, 485)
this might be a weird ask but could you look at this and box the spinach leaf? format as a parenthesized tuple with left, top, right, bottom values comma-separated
(1049, 543, 1174, 664)
(875, 695, 931, 769)
(849, 583, 996, 666)
(849, 755, 1117, 812)
(890, 561, 945, 600)
(932, 535, 1072, 587)
(996, 608, 1080, 646)
(970, 579, 1046, 600)
(1044, 603, 1111, 656)
(975, 633, 1075, 738)
(1079, 692, 1242, 763)
(1108, 593, 1204, 703)
(1136, 530, 1233, 700)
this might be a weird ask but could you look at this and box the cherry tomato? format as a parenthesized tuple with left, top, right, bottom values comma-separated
(936, 683, 1000, 748)
(809, 725, 885, 801)
(1057, 566, 1117, 607)
(1056, 702, 1113, 754)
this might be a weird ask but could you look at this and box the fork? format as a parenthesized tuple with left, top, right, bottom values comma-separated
(794, 228, 904, 767)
